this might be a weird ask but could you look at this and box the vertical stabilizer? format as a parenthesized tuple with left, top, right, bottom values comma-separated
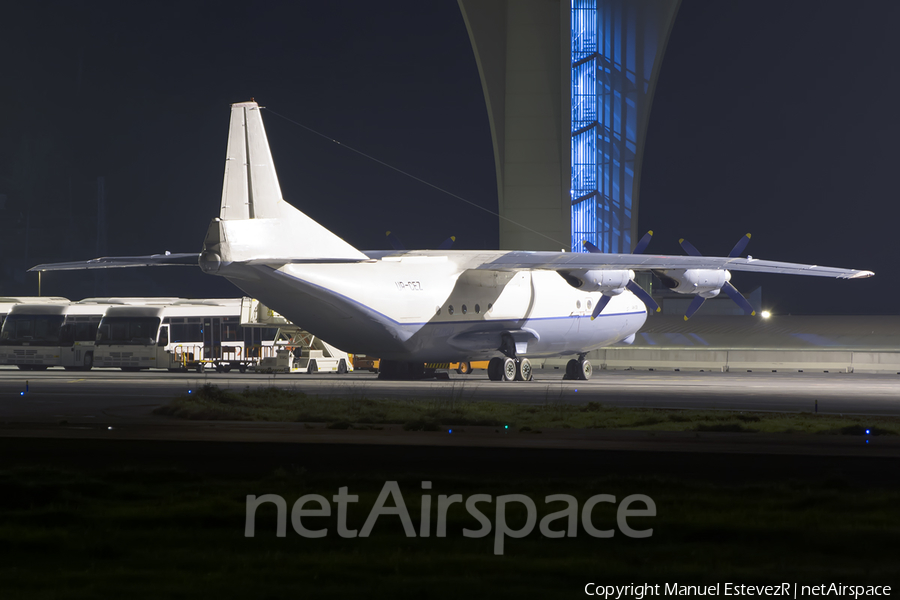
(220, 101, 284, 220)
(206, 101, 367, 265)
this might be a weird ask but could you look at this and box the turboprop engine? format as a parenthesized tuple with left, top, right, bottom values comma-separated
(560, 269, 634, 295)
(661, 234, 758, 320)
(658, 269, 730, 298)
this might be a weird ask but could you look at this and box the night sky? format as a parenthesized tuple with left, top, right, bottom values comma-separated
(1, 1, 896, 315)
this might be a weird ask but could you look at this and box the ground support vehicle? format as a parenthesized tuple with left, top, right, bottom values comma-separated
(94, 299, 280, 372)
(255, 332, 352, 374)
(418, 361, 491, 375)
(352, 354, 380, 373)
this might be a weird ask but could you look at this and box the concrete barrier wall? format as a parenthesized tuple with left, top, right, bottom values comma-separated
(541, 349, 900, 374)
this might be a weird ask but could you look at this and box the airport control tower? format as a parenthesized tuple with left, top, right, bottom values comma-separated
(458, 0, 680, 253)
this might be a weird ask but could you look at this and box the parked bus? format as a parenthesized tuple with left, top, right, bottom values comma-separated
(94, 298, 281, 372)
(0, 297, 69, 332)
(0, 299, 109, 370)
(1, 296, 352, 374)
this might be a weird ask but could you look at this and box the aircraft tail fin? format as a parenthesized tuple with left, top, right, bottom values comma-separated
(205, 101, 367, 266)
(220, 101, 284, 220)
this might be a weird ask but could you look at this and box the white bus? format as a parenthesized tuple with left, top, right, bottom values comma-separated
(94, 299, 280, 372)
(0, 300, 109, 370)
(0, 297, 69, 332)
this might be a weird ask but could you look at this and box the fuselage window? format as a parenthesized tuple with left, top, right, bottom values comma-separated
(576, 300, 582, 310)
(448, 305, 454, 315)
(462, 305, 468, 314)
(474, 304, 480, 314)
(587, 299, 592, 310)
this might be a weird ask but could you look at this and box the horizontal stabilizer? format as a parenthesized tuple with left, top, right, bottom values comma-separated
(29, 253, 199, 272)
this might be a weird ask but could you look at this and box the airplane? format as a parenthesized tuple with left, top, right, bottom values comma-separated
(30, 101, 874, 382)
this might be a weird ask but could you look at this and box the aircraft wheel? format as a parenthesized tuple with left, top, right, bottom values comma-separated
(487, 357, 503, 381)
(578, 359, 593, 381)
(456, 361, 471, 375)
(395, 361, 410, 379)
(564, 359, 578, 380)
(515, 358, 533, 381)
(501, 357, 516, 382)
(307, 360, 318, 374)
(337, 359, 347, 374)
(378, 359, 396, 379)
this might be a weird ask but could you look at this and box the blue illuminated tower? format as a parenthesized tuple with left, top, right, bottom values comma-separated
(571, 0, 679, 253)
(459, 0, 679, 252)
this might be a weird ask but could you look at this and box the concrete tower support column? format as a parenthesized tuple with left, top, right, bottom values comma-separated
(459, 0, 571, 251)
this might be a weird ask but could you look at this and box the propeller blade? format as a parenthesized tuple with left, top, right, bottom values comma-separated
(626, 280, 661, 313)
(632, 230, 654, 254)
(679, 238, 702, 257)
(591, 295, 612, 320)
(684, 295, 706, 320)
(728, 233, 752, 258)
(722, 282, 756, 316)
(585, 237, 660, 314)
(385, 231, 405, 251)
(437, 236, 456, 250)
(582, 240, 601, 253)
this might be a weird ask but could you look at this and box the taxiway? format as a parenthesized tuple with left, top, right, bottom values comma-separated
(1, 367, 896, 424)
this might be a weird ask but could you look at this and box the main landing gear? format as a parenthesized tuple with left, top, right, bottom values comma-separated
(563, 354, 592, 381)
(487, 333, 533, 382)
(486, 356, 533, 382)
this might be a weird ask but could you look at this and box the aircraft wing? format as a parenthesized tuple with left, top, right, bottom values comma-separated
(475, 252, 874, 279)
(28, 253, 200, 272)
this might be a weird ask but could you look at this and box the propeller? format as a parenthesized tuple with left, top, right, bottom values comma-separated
(386, 231, 404, 250)
(437, 236, 456, 250)
(582, 231, 661, 319)
(678, 234, 756, 320)
(386, 232, 456, 251)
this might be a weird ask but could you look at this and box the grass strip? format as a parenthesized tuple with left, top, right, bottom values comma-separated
(153, 384, 900, 436)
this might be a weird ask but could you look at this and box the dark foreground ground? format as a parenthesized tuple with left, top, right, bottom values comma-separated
(1, 437, 898, 599)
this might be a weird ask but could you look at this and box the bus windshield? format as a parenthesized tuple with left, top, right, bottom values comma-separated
(96, 317, 161, 345)
(0, 315, 66, 345)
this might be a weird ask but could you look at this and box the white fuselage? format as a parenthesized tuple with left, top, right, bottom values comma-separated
(216, 250, 647, 361)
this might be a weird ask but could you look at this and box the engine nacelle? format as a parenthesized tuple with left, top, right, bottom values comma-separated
(661, 269, 730, 298)
(560, 269, 634, 295)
